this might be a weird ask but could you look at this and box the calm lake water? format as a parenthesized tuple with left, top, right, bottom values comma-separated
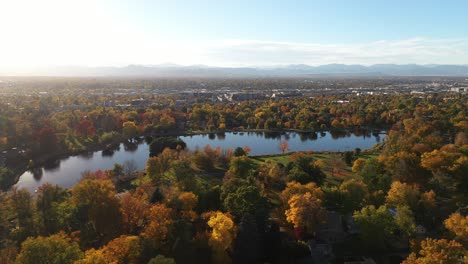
(14, 130, 385, 192)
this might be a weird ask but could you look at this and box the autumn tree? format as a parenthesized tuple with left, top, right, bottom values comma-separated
(207, 211, 236, 264)
(177, 191, 199, 221)
(257, 160, 284, 188)
(281, 181, 324, 206)
(120, 191, 150, 234)
(385, 181, 420, 211)
(75, 119, 96, 138)
(142, 204, 173, 249)
(403, 238, 467, 264)
(122, 121, 137, 138)
(15, 232, 83, 264)
(285, 192, 326, 234)
(352, 158, 367, 173)
(72, 179, 123, 246)
(444, 212, 468, 244)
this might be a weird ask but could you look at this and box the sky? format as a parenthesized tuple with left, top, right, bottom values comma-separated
(0, 0, 467, 69)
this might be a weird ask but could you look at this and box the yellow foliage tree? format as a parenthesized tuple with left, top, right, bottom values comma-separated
(403, 238, 467, 264)
(444, 212, 468, 243)
(385, 181, 420, 211)
(178, 192, 199, 221)
(207, 212, 236, 264)
(285, 192, 326, 232)
(281, 181, 324, 205)
(352, 158, 367, 173)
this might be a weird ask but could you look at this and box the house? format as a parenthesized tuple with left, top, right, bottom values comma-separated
(316, 211, 346, 244)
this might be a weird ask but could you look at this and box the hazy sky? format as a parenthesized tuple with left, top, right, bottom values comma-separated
(0, 0, 467, 68)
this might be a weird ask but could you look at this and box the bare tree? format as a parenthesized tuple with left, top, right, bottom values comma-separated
(279, 140, 290, 154)
(123, 160, 137, 175)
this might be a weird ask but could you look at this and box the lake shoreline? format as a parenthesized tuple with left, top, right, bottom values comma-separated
(9, 127, 386, 191)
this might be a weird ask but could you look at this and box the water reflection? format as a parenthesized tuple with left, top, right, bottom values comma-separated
(123, 141, 138, 152)
(208, 133, 215, 140)
(31, 167, 43, 181)
(79, 152, 94, 160)
(216, 132, 225, 140)
(43, 159, 60, 172)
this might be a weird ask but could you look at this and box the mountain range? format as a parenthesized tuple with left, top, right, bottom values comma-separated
(2, 64, 468, 77)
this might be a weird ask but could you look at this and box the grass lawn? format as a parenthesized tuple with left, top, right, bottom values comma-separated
(251, 151, 379, 186)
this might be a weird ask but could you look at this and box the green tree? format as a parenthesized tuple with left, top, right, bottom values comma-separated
(15, 232, 83, 264)
(353, 205, 396, 250)
(339, 179, 369, 213)
(223, 185, 266, 219)
(148, 255, 176, 264)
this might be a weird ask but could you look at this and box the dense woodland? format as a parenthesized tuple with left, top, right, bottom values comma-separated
(0, 80, 467, 263)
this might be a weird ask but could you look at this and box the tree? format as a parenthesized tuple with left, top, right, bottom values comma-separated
(223, 185, 266, 219)
(149, 137, 186, 156)
(285, 192, 326, 233)
(279, 140, 290, 154)
(72, 179, 123, 246)
(122, 121, 137, 138)
(281, 181, 324, 205)
(225, 155, 256, 179)
(444, 212, 468, 243)
(142, 204, 173, 249)
(148, 255, 176, 264)
(256, 160, 284, 188)
(166, 159, 198, 192)
(36, 183, 71, 235)
(11, 188, 37, 242)
(120, 191, 149, 234)
(146, 148, 176, 185)
(233, 147, 246, 157)
(172, 191, 200, 222)
(123, 160, 137, 176)
(352, 158, 367, 173)
(353, 205, 396, 250)
(100, 235, 141, 264)
(403, 238, 466, 264)
(385, 181, 420, 211)
(207, 212, 236, 264)
(339, 179, 369, 213)
(394, 206, 416, 237)
(287, 152, 326, 185)
(358, 158, 391, 192)
(15, 232, 83, 264)
(75, 119, 96, 138)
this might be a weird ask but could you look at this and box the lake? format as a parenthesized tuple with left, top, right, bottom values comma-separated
(14, 130, 385, 192)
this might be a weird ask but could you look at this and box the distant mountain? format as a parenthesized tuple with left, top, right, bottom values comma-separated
(2, 64, 468, 77)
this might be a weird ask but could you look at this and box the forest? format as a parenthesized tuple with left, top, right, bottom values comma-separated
(0, 81, 466, 263)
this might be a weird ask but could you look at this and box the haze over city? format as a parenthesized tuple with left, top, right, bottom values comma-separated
(1, 0, 467, 73)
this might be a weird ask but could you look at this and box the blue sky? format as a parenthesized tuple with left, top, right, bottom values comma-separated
(0, 0, 467, 68)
